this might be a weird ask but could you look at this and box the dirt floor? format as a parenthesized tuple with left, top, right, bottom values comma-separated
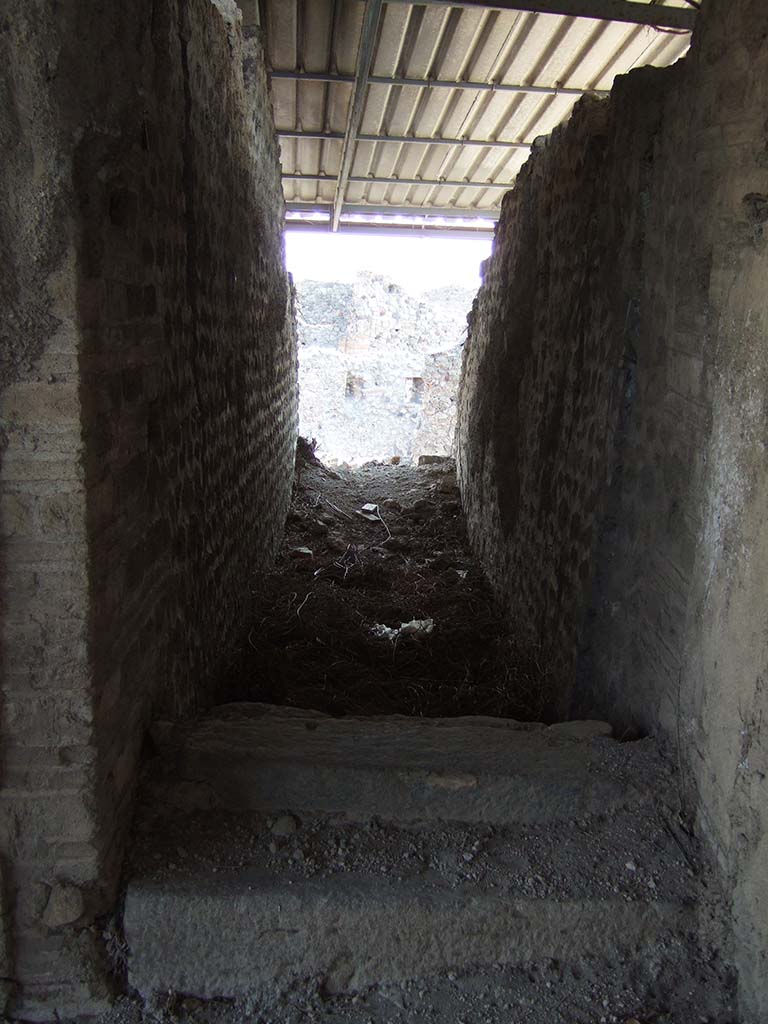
(223, 442, 550, 721)
(101, 952, 736, 1024)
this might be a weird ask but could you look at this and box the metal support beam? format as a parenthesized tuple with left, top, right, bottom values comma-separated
(384, 0, 696, 31)
(279, 129, 531, 149)
(284, 172, 512, 190)
(332, 0, 383, 231)
(270, 69, 610, 98)
(280, 129, 346, 142)
(270, 69, 614, 97)
(286, 220, 495, 238)
(286, 201, 500, 220)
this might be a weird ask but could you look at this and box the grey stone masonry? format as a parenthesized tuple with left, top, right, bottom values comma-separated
(0, 0, 297, 1017)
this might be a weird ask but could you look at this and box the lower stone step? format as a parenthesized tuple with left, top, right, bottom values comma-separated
(149, 702, 653, 825)
(124, 870, 695, 1002)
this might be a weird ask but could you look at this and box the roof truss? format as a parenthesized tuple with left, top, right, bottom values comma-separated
(385, 0, 696, 30)
(265, 0, 697, 232)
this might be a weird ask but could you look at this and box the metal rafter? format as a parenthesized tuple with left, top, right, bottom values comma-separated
(279, 129, 532, 149)
(272, 0, 695, 230)
(287, 201, 500, 220)
(384, 0, 696, 31)
(270, 69, 611, 98)
(331, 0, 383, 231)
(284, 172, 513, 190)
(286, 219, 495, 238)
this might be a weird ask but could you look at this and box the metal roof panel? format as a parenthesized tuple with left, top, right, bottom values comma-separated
(267, 0, 697, 232)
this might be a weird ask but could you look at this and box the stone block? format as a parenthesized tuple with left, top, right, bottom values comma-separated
(1, 382, 80, 427)
(42, 882, 85, 930)
(125, 872, 695, 1001)
(0, 453, 83, 484)
(0, 491, 37, 538)
(152, 703, 648, 825)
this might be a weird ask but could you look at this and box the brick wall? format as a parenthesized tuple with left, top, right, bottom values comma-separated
(0, 0, 297, 1017)
(457, 1, 768, 1016)
(457, 73, 675, 717)
(0, 3, 102, 1012)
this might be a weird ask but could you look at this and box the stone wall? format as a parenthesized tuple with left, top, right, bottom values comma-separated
(0, 1, 297, 1017)
(582, 4, 768, 1016)
(297, 274, 471, 463)
(414, 349, 463, 459)
(457, 1, 768, 1017)
(457, 77, 672, 716)
(0, 4, 105, 1013)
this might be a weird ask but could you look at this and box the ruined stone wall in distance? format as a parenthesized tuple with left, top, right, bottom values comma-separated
(457, 0, 768, 1016)
(0, 0, 297, 1017)
(296, 274, 469, 465)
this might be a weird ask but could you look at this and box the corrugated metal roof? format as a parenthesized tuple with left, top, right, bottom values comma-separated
(260, 0, 696, 233)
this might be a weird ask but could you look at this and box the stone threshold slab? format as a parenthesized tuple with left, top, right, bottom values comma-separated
(150, 703, 648, 825)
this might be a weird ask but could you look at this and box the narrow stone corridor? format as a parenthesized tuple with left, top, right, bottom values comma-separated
(2, 0, 768, 1020)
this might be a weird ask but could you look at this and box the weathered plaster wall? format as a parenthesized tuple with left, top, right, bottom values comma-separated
(0, 1, 297, 1017)
(581, 3, 768, 1016)
(0, 4, 104, 1014)
(457, 1, 768, 1017)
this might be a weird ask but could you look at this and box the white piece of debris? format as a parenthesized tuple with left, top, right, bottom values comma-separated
(289, 546, 314, 559)
(371, 623, 400, 641)
(371, 618, 435, 642)
(355, 502, 381, 522)
(270, 814, 299, 836)
(399, 618, 434, 639)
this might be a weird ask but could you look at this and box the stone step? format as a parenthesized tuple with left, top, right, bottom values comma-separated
(125, 871, 695, 1002)
(127, 726, 715, 1014)
(148, 702, 655, 826)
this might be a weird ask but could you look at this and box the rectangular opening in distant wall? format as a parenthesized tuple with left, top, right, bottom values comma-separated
(286, 230, 490, 466)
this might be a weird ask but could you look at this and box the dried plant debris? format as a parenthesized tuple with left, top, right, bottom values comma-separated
(222, 440, 551, 720)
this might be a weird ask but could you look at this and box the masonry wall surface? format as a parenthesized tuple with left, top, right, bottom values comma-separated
(0, 1, 297, 1017)
(457, 74, 674, 717)
(457, 1, 768, 1017)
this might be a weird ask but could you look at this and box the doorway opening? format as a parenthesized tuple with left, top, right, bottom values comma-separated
(219, 230, 556, 723)
(287, 231, 490, 467)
